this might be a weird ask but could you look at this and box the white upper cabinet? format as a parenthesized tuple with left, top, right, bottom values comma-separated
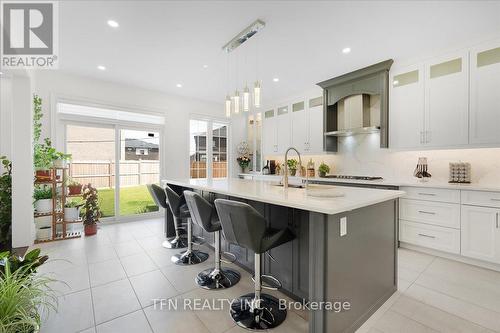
(424, 51, 469, 147)
(307, 96, 324, 154)
(291, 100, 307, 152)
(276, 105, 291, 154)
(263, 96, 324, 156)
(262, 109, 278, 155)
(390, 64, 425, 148)
(470, 40, 500, 145)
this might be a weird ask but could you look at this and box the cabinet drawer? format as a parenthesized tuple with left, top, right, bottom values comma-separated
(400, 186, 460, 203)
(400, 220, 460, 254)
(400, 199, 460, 228)
(461, 190, 500, 208)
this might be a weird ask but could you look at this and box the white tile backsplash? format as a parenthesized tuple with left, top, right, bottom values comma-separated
(266, 133, 500, 186)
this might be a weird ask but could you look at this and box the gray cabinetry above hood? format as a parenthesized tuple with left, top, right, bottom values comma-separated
(317, 59, 393, 152)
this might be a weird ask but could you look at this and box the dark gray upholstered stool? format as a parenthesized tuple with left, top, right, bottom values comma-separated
(147, 184, 187, 249)
(214, 199, 296, 330)
(165, 185, 208, 265)
(184, 191, 240, 289)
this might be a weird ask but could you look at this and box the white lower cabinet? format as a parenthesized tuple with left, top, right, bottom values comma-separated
(400, 198, 460, 228)
(400, 220, 460, 254)
(400, 187, 500, 267)
(461, 205, 500, 264)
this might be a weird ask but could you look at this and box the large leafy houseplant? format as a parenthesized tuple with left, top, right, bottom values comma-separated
(82, 184, 101, 236)
(0, 157, 12, 251)
(0, 250, 55, 333)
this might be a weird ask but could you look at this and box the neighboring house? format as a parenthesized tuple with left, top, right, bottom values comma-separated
(124, 138, 159, 160)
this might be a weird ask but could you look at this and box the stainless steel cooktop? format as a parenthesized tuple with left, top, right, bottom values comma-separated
(323, 175, 383, 181)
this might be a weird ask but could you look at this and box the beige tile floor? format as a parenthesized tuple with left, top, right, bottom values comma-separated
(32, 218, 500, 333)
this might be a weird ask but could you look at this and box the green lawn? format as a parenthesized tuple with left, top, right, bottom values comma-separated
(70, 185, 158, 217)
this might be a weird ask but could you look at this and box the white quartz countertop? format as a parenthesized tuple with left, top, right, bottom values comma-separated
(162, 178, 404, 215)
(239, 173, 500, 192)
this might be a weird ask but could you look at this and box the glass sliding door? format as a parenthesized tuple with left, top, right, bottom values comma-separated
(189, 119, 229, 179)
(65, 123, 161, 220)
(66, 124, 116, 217)
(189, 120, 208, 178)
(118, 129, 160, 216)
(212, 123, 228, 178)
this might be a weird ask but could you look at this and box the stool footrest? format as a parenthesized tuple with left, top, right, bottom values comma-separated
(251, 274, 282, 291)
(221, 251, 237, 264)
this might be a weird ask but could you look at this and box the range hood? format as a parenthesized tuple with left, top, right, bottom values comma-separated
(317, 59, 393, 151)
(324, 94, 380, 136)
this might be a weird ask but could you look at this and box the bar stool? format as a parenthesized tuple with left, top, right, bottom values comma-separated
(147, 184, 186, 249)
(184, 191, 240, 289)
(165, 185, 208, 265)
(214, 199, 296, 330)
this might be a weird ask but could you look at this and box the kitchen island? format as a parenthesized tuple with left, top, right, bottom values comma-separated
(162, 178, 404, 333)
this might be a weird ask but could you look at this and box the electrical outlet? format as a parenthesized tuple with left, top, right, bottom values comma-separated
(340, 217, 347, 236)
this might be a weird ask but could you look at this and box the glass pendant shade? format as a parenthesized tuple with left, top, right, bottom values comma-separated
(243, 86, 250, 112)
(225, 95, 232, 118)
(233, 91, 240, 114)
(253, 81, 261, 108)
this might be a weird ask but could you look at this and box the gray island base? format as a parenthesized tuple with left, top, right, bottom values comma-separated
(162, 178, 403, 333)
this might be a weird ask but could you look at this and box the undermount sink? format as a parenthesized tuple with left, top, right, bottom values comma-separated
(273, 183, 345, 197)
(273, 183, 306, 189)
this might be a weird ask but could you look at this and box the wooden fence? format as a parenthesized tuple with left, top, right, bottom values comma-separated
(190, 161, 227, 178)
(69, 160, 160, 189)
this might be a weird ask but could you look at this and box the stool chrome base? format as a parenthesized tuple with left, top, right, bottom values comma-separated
(230, 293, 287, 330)
(196, 267, 241, 289)
(162, 236, 188, 249)
(171, 250, 209, 265)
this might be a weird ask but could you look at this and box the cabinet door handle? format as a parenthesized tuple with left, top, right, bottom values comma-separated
(418, 192, 436, 196)
(418, 210, 436, 215)
(496, 212, 499, 229)
(420, 131, 424, 144)
(418, 233, 436, 239)
(426, 131, 431, 143)
(490, 198, 500, 202)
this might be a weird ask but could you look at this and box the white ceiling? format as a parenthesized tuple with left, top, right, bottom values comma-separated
(58, 1, 500, 105)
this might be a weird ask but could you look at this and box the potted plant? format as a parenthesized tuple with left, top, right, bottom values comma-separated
(237, 155, 251, 173)
(0, 156, 12, 251)
(287, 159, 298, 176)
(0, 249, 57, 332)
(64, 200, 82, 222)
(67, 178, 83, 195)
(52, 151, 72, 169)
(318, 162, 330, 178)
(33, 185, 53, 213)
(81, 184, 101, 236)
(34, 138, 54, 181)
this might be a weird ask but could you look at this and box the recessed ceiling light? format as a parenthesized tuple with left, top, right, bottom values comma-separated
(107, 20, 119, 28)
(203, 65, 208, 69)
(273, 78, 279, 82)
(97, 65, 106, 71)
(342, 47, 351, 54)
(176, 83, 183, 88)
(0, 72, 3, 75)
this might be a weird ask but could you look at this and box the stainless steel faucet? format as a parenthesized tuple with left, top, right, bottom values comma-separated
(283, 147, 306, 189)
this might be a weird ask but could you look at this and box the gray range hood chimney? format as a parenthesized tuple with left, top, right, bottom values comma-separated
(317, 59, 393, 152)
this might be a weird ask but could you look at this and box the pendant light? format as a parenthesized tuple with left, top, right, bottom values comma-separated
(233, 90, 240, 114)
(225, 95, 231, 118)
(253, 81, 261, 108)
(243, 85, 250, 112)
(221, 19, 266, 118)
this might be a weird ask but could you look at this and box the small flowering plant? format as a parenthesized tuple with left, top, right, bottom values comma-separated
(237, 155, 251, 171)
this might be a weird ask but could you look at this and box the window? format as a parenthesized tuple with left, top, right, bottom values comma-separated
(190, 119, 229, 179)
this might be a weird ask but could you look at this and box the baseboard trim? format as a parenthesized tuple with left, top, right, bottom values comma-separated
(400, 242, 500, 272)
